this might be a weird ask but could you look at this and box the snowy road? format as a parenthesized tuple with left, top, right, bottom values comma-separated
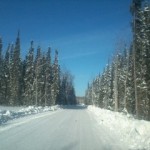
(0, 106, 128, 150)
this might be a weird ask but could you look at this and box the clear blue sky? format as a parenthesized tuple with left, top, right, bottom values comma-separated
(0, 0, 132, 96)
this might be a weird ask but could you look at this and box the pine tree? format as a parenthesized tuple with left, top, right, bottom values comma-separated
(9, 44, 14, 105)
(9, 31, 22, 105)
(0, 32, 71, 107)
(51, 50, 60, 105)
(40, 54, 47, 106)
(20, 59, 26, 105)
(59, 70, 76, 105)
(44, 47, 52, 106)
(3, 44, 11, 105)
(131, 0, 141, 118)
(125, 46, 136, 114)
(139, 2, 150, 120)
(131, 0, 150, 119)
(0, 37, 4, 104)
(24, 41, 35, 105)
(122, 47, 130, 111)
(104, 64, 113, 110)
(112, 53, 119, 112)
(85, 0, 150, 120)
(85, 82, 92, 105)
(143, 3, 150, 120)
(93, 77, 101, 106)
(34, 46, 42, 106)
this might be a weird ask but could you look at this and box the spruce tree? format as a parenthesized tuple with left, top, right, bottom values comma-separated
(131, 0, 150, 118)
(9, 31, 22, 105)
(0, 37, 4, 104)
(3, 44, 11, 105)
(133, 0, 144, 118)
(44, 47, 52, 106)
(59, 70, 76, 105)
(51, 50, 60, 105)
(34, 46, 42, 106)
(24, 41, 35, 105)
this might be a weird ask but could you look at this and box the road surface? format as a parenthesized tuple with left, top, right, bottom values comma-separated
(0, 106, 128, 150)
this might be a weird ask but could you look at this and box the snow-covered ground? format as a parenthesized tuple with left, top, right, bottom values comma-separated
(1, 104, 150, 149)
(0, 105, 60, 125)
(0, 106, 128, 150)
(88, 105, 150, 150)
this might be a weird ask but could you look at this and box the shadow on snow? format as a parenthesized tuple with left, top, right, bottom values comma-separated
(61, 105, 87, 110)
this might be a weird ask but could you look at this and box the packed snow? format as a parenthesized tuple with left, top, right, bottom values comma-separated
(0, 105, 60, 125)
(0, 105, 128, 150)
(1, 105, 150, 149)
(88, 105, 150, 150)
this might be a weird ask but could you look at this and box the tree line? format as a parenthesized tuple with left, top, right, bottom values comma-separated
(0, 32, 76, 106)
(85, 0, 150, 120)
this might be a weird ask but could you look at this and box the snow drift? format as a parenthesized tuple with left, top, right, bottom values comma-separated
(88, 105, 150, 150)
(0, 105, 59, 125)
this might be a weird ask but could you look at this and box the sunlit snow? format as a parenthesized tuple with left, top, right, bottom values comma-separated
(88, 105, 150, 150)
(0, 105, 59, 124)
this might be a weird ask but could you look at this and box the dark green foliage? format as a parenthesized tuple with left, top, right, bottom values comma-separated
(9, 31, 22, 105)
(51, 50, 60, 105)
(58, 70, 77, 105)
(3, 44, 11, 105)
(43, 47, 52, 106)
(85, 0, 150, 121)
(0, 37, 4, 104)
(0, 33, 76, 106)
(24, 41, 35, 105)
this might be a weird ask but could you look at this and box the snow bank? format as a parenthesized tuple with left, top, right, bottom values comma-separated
(88, 105, 150, 150)
(0, 105, 60, 125)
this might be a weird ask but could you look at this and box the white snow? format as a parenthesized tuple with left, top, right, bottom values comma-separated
(88, 105, 150, 150)
(1, 105, 150, 149)
(0, 105, 60, 125)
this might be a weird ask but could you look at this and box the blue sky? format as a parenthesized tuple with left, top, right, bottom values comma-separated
(0, 0, 132, 96)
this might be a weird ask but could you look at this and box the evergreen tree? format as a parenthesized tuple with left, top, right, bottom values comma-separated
(97, 73, 105, 108)
(0, 32, 74, 107)
(112, 53, 119, 112)
(34, 46, 42, 106)
(85, 82, 92, 105)
(40, 54, 47, 106)
(85, 0, 150, 121)
(20, 59, 26, 105)
(3, 44, 11, 105)
(131, 0, 150, 118)
(143, 3, 150, 120)
(24, 41, 35, 105)
(125, 47, 135, 114)
(9, 31, 22, 105)
(139, 2, 150, 120)
(0, 37, 4, 104)
(51, 50, 60, 105)
(59, 70, 76, 105)
(44, 47, 52, 106)
(103, 64, 113, 110)
(9, 44, 14, 105)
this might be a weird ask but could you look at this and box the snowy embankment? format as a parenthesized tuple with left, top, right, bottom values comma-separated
(88, 105, 150, 150)
(0, 105, 60, 125)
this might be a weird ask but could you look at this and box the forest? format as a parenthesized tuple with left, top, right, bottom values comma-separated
(0, 33, 76, 106)
(85, 0, 150, 120)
